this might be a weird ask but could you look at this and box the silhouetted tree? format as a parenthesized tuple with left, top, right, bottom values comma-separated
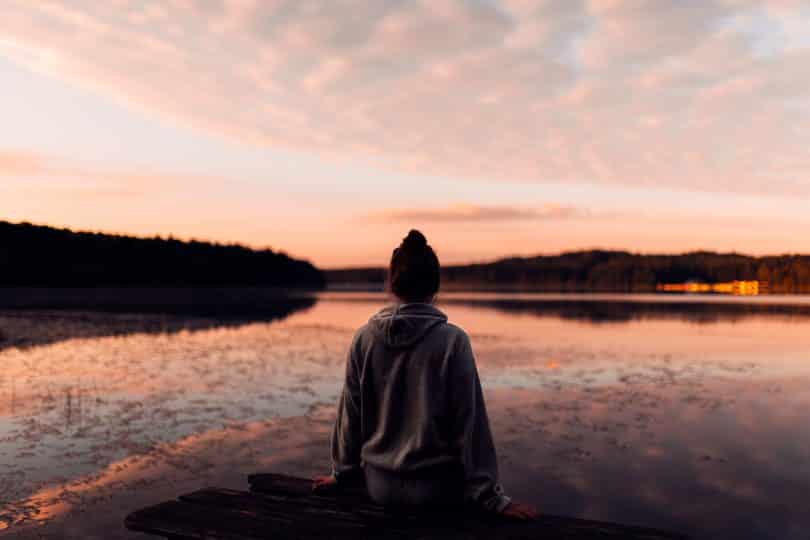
(327, 250, 810, 293)
(0, 221, 324, 289)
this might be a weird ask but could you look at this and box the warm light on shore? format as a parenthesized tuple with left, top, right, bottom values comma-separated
(656, 281, 762, 296)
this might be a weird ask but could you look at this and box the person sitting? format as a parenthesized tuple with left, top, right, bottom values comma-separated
(313, 230, 537, 520)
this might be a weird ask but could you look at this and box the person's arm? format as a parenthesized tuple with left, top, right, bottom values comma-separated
(329, 332, 364, 484)
(447, 332, 537, 519)
(447, 332, 511, 511)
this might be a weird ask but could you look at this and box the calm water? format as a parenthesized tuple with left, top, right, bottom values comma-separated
(1, 293, 810, 539)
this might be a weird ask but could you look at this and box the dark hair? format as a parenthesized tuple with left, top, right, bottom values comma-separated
(389, 230, 440, 302)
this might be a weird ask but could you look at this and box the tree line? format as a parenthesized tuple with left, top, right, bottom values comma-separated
(327, 250, 810, 293)
(0, 221, 324, 289)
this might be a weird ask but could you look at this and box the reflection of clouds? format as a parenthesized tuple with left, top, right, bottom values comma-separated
(0, 322, 349, 513)
(2, 298, 810, 538)
(7, 376, 808, 538)
(1, 410, 334, 535)
(489, 378, 810, 539)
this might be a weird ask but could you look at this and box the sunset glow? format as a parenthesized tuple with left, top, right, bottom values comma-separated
(2, 1, 810, 266)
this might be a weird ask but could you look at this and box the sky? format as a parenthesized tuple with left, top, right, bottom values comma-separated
(1, 0, 810, 268)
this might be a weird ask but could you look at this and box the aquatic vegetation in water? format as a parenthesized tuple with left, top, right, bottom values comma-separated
(2, 296, 810, 539)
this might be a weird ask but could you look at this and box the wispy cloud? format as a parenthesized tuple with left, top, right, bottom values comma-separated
(0, 149, 216, 197)
(1, 1, 809, 194)
(368, 204, 586, 223)
(0, 150, 49, 176)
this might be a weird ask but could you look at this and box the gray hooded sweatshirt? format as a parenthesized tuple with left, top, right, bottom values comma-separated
(330, 303, 511, 512)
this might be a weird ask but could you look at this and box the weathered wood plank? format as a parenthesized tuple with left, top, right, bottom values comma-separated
(125, 474, 689, 540)
(249, 474, 688, 539)
(126, 494, 405, 539)
(125, 500, 277, 540)
(180, 489, 375, 529)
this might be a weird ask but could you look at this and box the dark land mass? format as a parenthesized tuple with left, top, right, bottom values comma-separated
(0, 221, 324, 289)
(327, 250, 810, 293)
(0, 220, 322, 347)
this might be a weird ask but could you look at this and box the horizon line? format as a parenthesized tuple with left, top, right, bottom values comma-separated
(5, 218, 808, 271)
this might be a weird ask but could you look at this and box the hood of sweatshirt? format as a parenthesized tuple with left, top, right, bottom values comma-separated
(368, 303, 448, 349)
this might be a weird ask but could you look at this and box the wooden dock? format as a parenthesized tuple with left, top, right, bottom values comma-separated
(124, 473, 688, 539)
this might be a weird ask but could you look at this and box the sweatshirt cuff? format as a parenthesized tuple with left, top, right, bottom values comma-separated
(479, 484, 512, 513)
(493, 494, 512, 513)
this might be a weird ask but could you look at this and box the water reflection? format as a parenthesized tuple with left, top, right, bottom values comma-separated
(495, 378, 810, 540)
(445, 297, 810, 323)
(318, 291, 810, 323)
(0, 295, 315, 351)
(1, 293, 810, 539)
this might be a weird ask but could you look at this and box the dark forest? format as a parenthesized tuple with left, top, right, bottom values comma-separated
(0, 221, 324, 289)
(328, 250, 810, 293)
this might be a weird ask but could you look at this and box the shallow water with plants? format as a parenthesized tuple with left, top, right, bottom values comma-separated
(1, 293, 809, 539)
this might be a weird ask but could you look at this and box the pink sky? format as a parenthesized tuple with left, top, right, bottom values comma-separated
(1, 1, 809, 267)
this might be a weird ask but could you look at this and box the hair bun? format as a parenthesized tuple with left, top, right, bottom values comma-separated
(402, 229, 428, 250)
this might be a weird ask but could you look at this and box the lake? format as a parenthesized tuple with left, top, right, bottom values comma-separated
(1, 292, 809, 539)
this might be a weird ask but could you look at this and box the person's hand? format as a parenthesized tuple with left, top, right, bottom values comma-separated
(312, 475, 339, 493)
(501, 501, 539, 520)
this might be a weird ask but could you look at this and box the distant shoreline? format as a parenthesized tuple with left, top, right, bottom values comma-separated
(326, 282, 807, 295)
(0, 220, 325, 289)
(326, 250, 810, 294)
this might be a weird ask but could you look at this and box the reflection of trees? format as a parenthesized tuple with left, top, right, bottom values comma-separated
(439, 298, 810, 324)
(0, 294, 316, 351)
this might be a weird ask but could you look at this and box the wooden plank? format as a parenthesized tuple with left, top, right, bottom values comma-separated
(125, 498, 396, 540)
(125, 474, 689, 540)
(248, 474, 687, 540)
(248, 473, 400, 521)
(125, 500, 267, 540)
(248, 473, 316, 497)
(180, 489, 374, 529)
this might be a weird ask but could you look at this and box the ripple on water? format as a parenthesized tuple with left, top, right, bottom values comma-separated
(1, 302, 810, 539)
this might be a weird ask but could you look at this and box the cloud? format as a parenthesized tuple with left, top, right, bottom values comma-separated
(368, 203, 586, 223)
(0, 148, 217, 197)
(1, 1, 809, 194)
(0, 150, 49, 175)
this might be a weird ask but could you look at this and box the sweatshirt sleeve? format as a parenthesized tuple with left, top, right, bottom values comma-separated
(330, 331, 363, 483)
(447, 332, 512, 512)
